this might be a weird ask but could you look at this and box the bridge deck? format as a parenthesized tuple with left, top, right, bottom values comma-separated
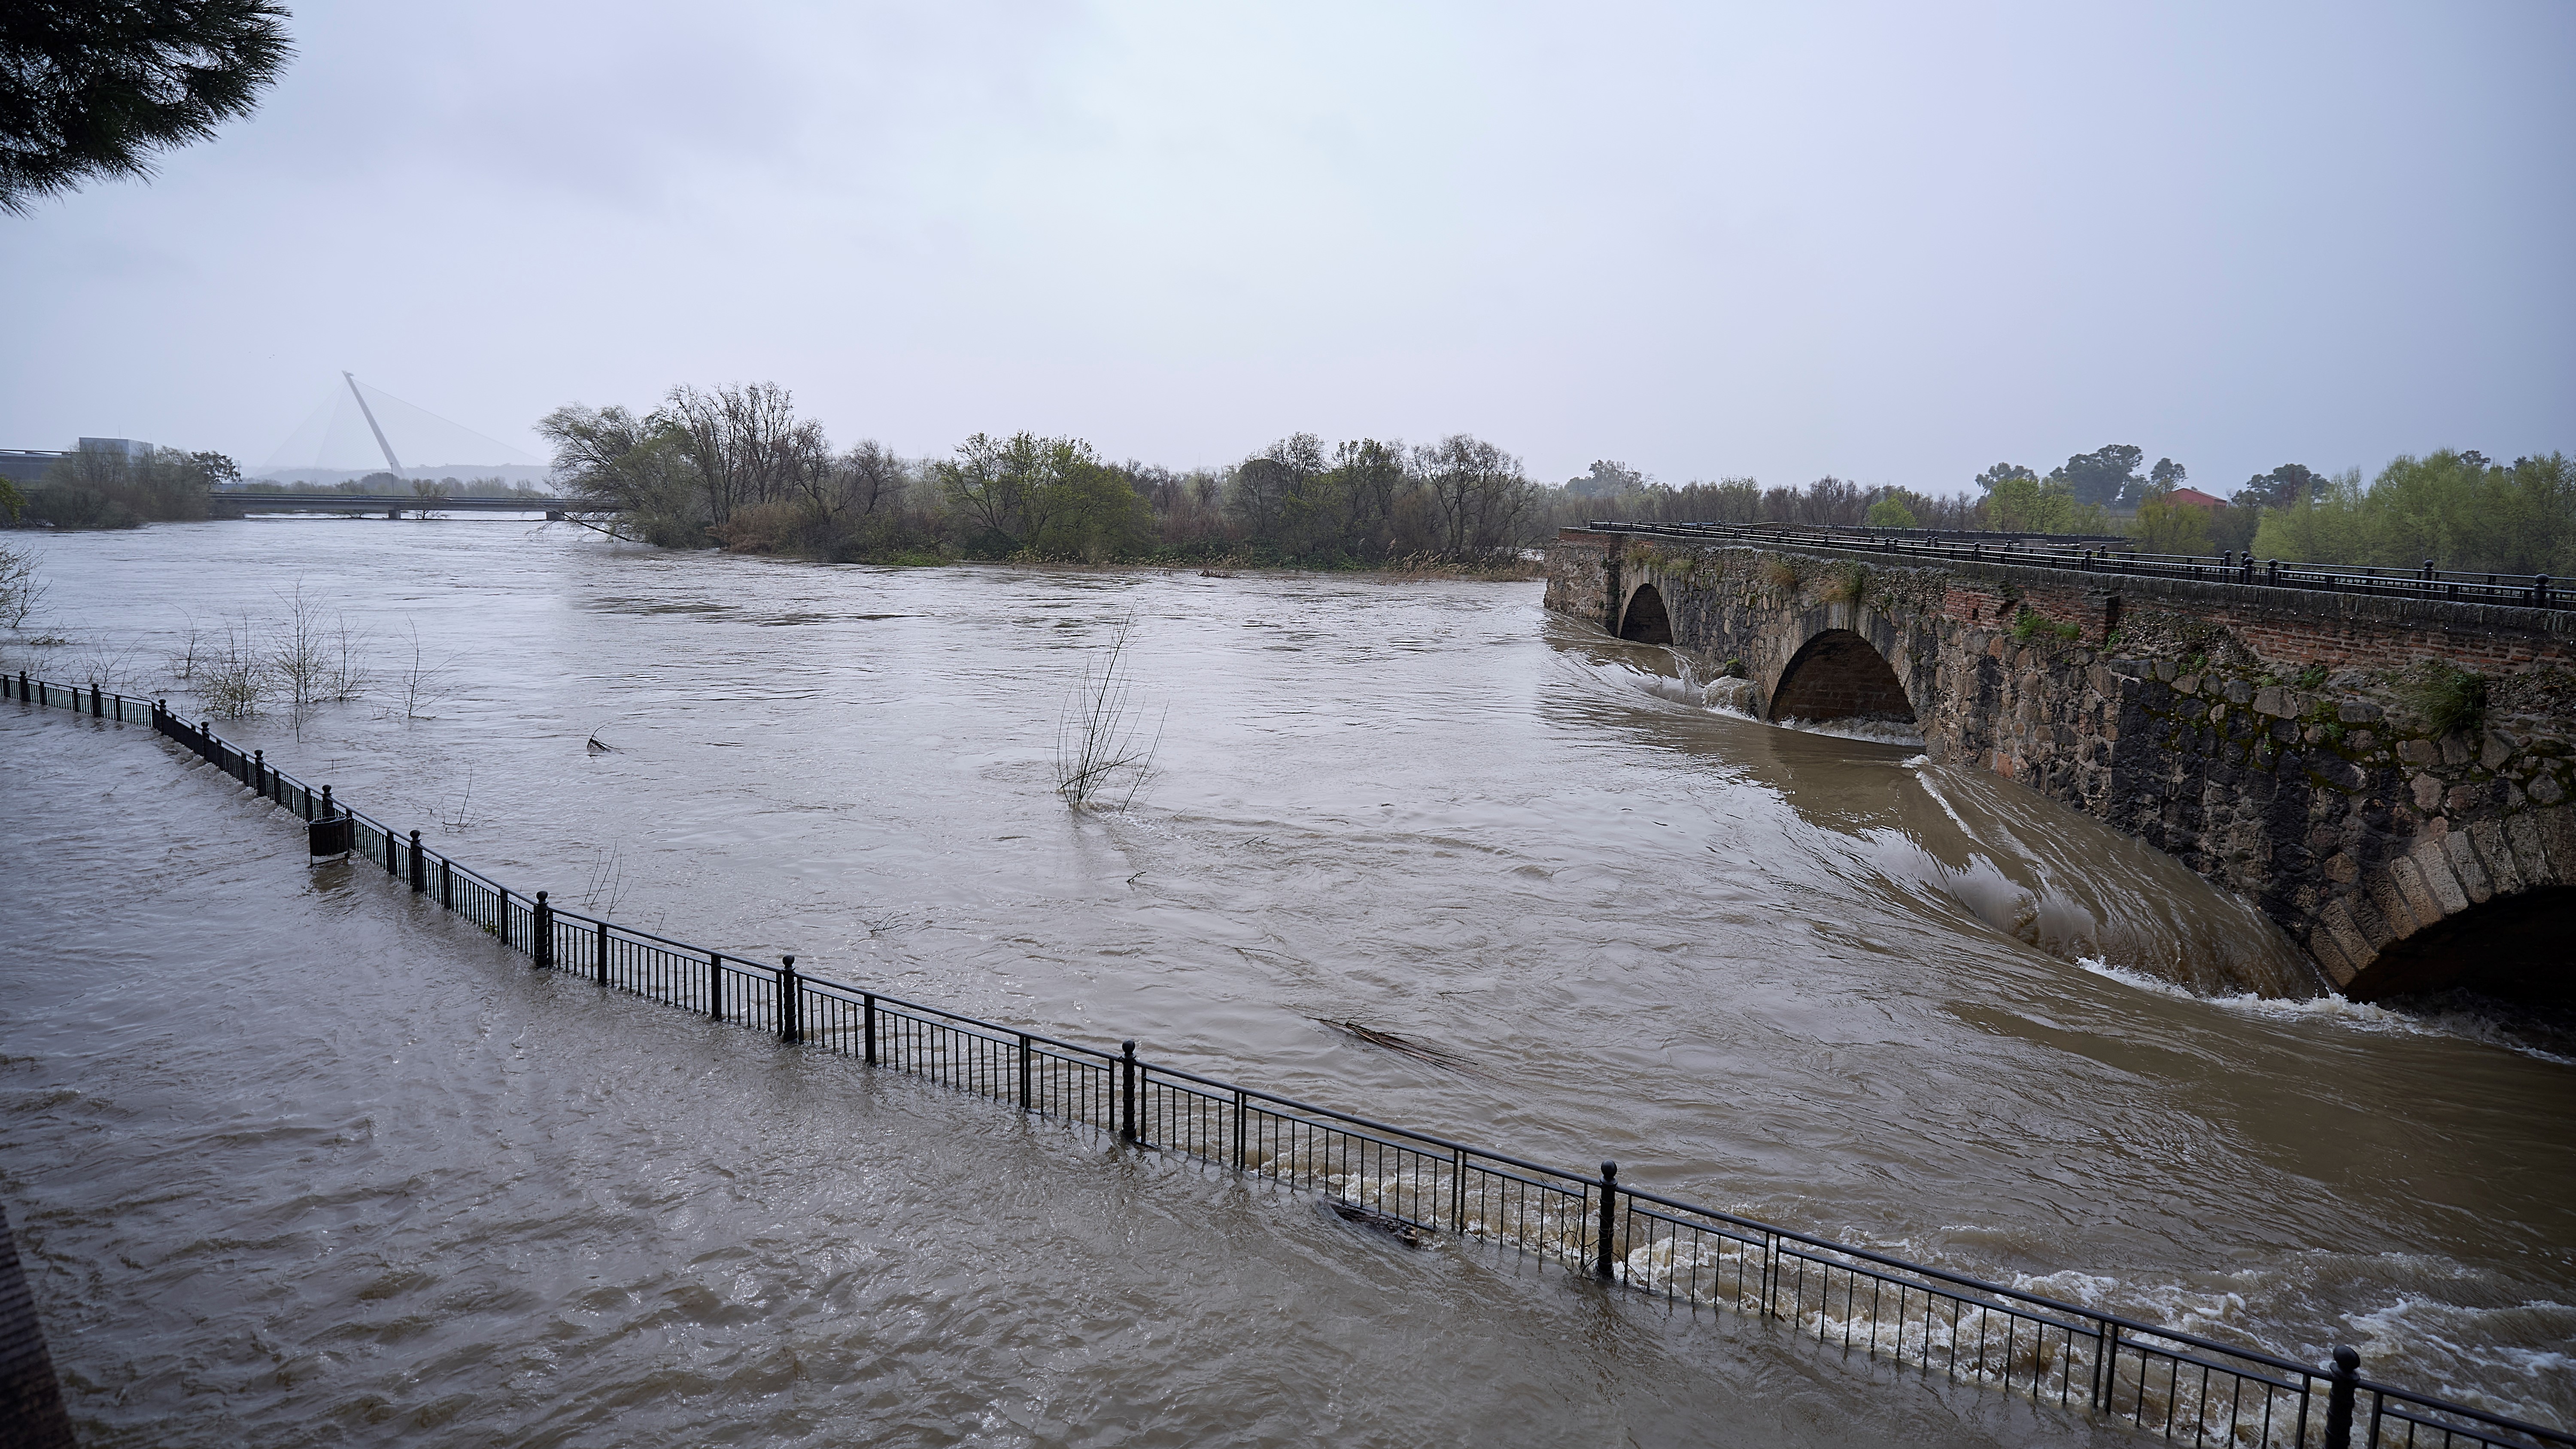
(217, 494, 570, 514)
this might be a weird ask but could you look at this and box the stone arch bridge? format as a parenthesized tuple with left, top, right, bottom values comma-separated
(1546, 527, 2576, 1003)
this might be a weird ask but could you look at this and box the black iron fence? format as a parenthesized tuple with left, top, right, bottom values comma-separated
(7, 669, 2568, 1449)
(1579, 520, 2567, 614)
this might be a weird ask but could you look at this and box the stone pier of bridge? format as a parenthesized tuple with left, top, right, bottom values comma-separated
(1545, 528, 2576, 1002)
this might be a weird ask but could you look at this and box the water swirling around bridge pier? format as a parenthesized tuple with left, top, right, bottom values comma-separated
(3, 520, 2570, 1445)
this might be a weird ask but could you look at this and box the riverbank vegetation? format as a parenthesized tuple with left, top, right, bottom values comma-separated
(2248, 451, 2573, 576)
(538, 383, 1549, 569)
(2, 456, 555, 533)
(11, 447, 238, 529)
(532, 384, 2569, 577)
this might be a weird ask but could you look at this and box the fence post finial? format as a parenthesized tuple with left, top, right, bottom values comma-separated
(2323, 1345, 2360, 1449)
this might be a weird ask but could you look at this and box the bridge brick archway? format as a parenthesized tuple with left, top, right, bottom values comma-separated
(1560, 529, 2576, 1003)
(1767, 622, 1918, 725)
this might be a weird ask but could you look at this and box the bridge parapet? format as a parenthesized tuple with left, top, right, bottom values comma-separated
(1547, 527, 2576, 1003)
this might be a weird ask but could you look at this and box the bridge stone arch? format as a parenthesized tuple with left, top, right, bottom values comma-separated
(1763, 611, 1922, 726)
(2314, 817, 2576, 1002)
(1617, 581, 1674, 643)
(1548, 527, 2576, 1008)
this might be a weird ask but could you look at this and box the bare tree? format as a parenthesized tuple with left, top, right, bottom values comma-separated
(68, 636, 146, 693)
(166, 609, 204, 681)
(201, 613, 266, 718)
(1055, 618, 1165, 811)
(1413, 434, 1533, 556)
(270, 580, 328, 714)
(0, 541, 46, 629)
(838, 439, 907, 518)
(326, 612, 370, 702)
(773, 417, 838, 526)
(659, 381, 806, 526)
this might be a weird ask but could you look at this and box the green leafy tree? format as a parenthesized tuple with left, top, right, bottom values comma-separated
(1865, 496, 1917, 529)
(23, 443, 213, 526)
(1027, 446, 1153, 561)
(2148, 457, 2187, 496)
(189, 450, 239, 489)
(936, 431, 1042, 550)
(1986, 473, 2105, 534)
(2248, 468, 2372, 563)
(1270, 437, 1406, 560)
(2049, 444, 2145, 508)
(2132, 493, 2213, 554)
(1563, 460, 1648, 499)
(2208, 503, 2262, 556)
(936, 432, 1142, 557)
(1227, 433, 1326, 543)
(1, 0, 294, 214)
(2237, 463, 2321, 510)
(535, 403, 706, 546)
(1973, 462, 2038, 493)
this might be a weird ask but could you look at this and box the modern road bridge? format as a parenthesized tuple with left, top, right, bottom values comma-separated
(217, 493, 573, 519)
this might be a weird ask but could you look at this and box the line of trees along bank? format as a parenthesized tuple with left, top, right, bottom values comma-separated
(537, 385, 1545, 566)
(535, 384, 2571, 577)
(6, 448, 238, 529)
(1564, 448, 2576, 577)
(2248, 451, 2573, 577)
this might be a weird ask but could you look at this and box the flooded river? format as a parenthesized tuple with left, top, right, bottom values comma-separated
(2, 519, 2569, 1444)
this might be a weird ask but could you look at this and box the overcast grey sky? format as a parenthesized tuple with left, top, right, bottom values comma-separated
(5, 0, 2570, 493)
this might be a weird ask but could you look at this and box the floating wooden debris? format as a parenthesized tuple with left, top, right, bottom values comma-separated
(1322, 1197, 1437, 1248)
(1316, 1019, 1480, 1076)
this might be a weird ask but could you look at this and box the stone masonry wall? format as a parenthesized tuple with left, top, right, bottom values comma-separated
(1545, 530, 2576, 999)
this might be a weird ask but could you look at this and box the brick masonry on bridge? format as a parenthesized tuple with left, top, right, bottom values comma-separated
(1544, 529, 2576, 1001)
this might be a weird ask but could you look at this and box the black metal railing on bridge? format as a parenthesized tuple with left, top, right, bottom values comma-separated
(1580, 519, 2566, 614)
(6, 669, 2567, 1449)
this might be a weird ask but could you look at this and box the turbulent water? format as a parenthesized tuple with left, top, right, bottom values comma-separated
(2, 518, 2569, 1446)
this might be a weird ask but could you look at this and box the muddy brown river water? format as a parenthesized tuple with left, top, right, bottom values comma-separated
(1, 518, 2568, 1446)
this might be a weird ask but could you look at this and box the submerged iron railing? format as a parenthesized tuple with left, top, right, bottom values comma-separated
(7, 670, 2567, 1449)
(1579, 519, 2568, 614)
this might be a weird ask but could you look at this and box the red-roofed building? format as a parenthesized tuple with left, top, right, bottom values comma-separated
(2163, 486, 2228, 510)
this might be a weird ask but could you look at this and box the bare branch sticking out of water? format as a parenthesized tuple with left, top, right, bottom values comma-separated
(68, 636, 147, 694)
(438, 765, 478, 831)
(200, 614, 266, 719)
(166, 610, 203, 682)
(1054, 617, 1164, 812)
(389, 620, 459, 722)
(580, 845, 628, 917)
(270, 580, 371, 735)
